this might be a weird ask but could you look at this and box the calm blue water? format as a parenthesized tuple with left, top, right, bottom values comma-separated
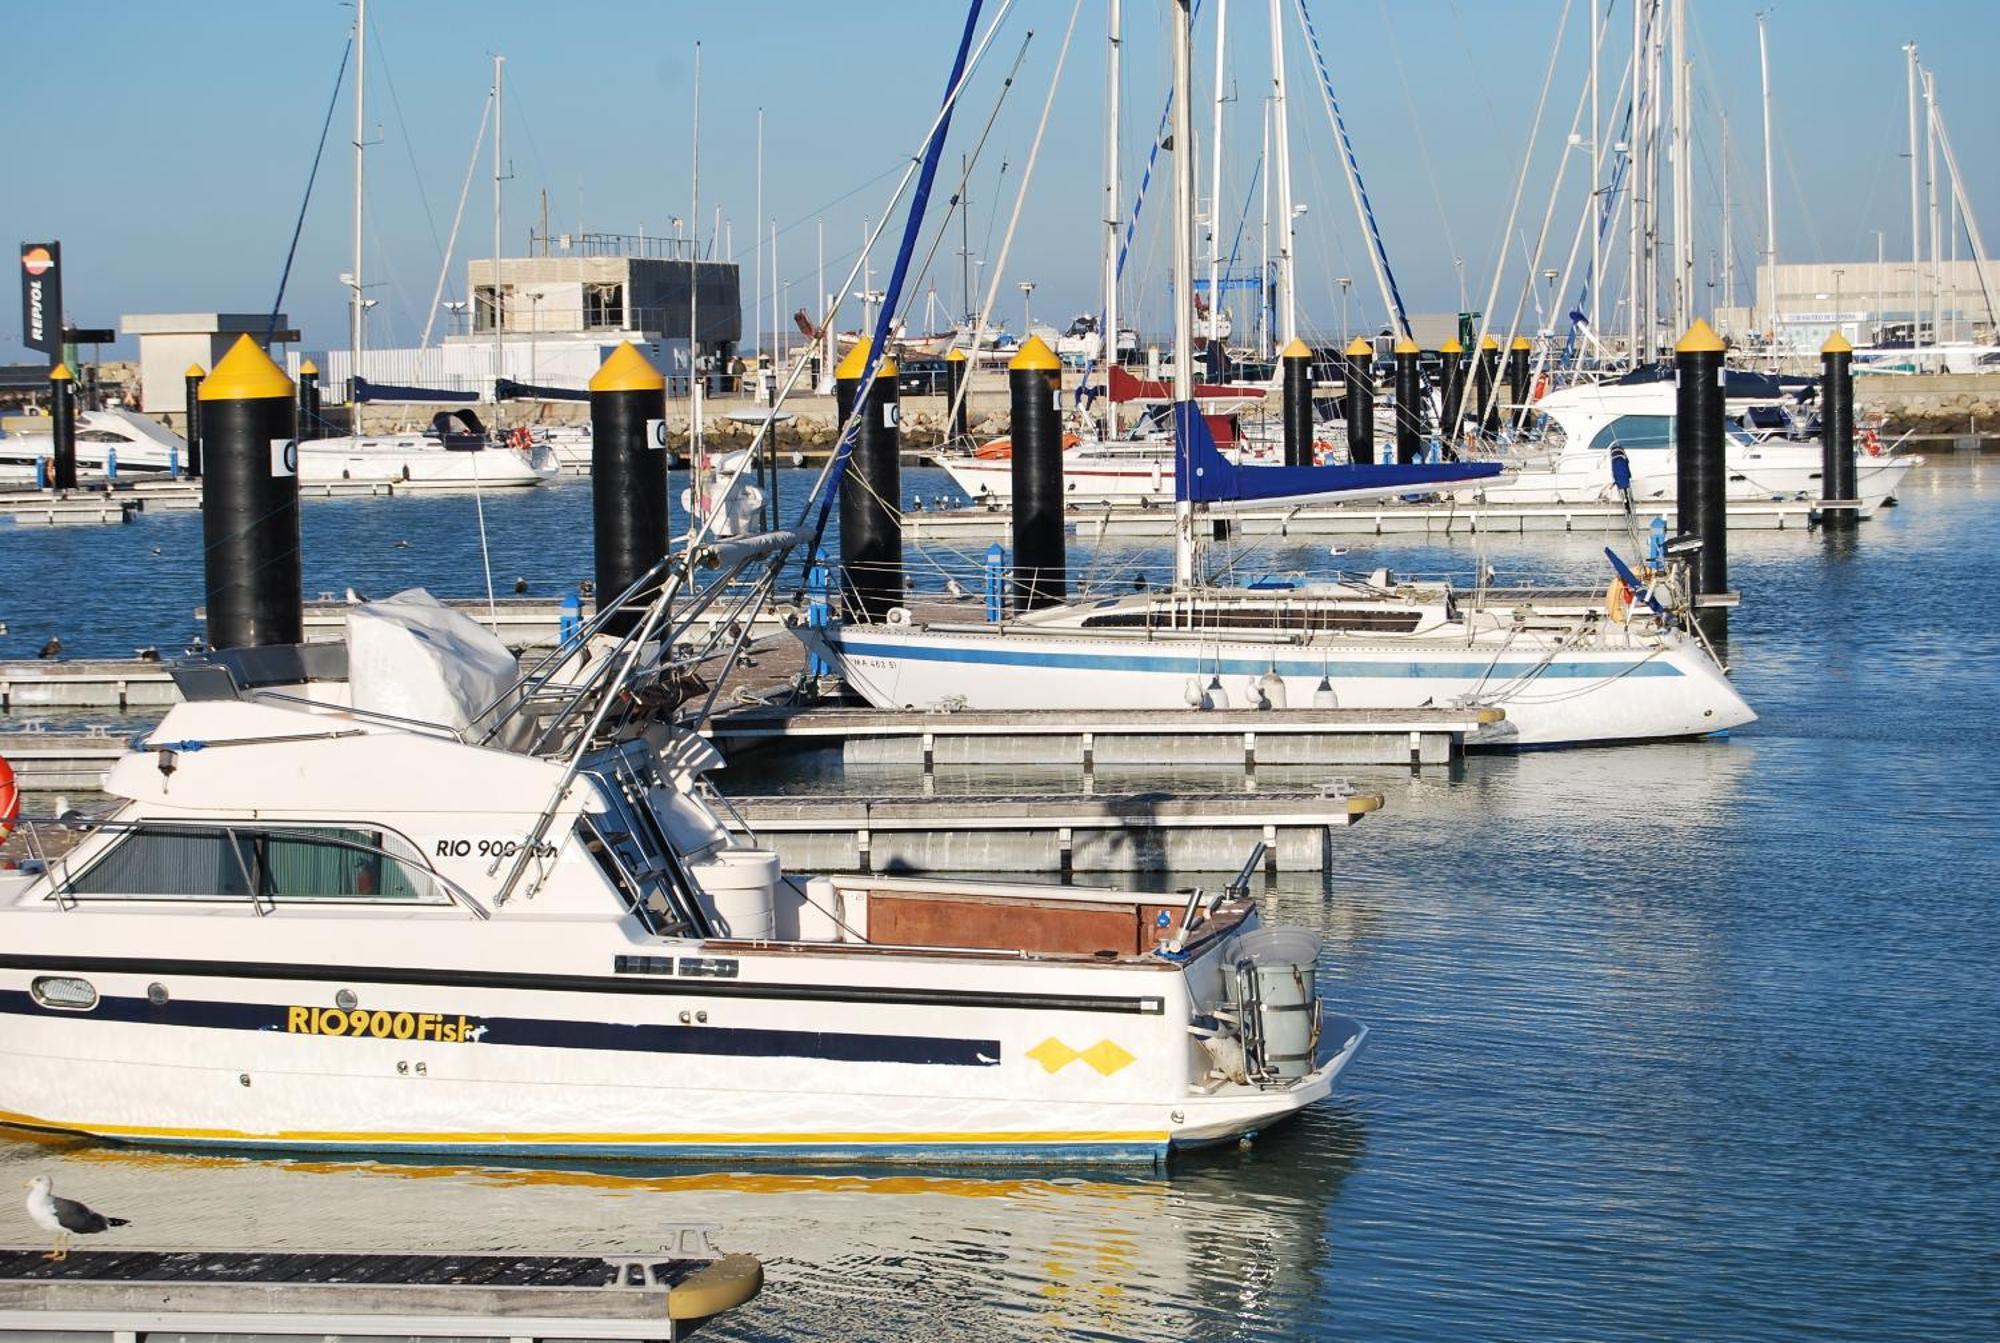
(1, 454, 1996, 1339)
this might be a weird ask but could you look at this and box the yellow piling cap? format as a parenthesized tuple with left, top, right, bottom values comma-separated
(1280, 338, 1311, 359)
(1674, 318, 1726, 354)
(834, 338, 897, 380)
(198, 334, 292, 401)
(1479, 334, 1500, 350)
(588, 341, 665, 393)
(184, 363, 206, 379)
(47, 363, 70, 382)
(1440, 338, 1463, 353)
(945, 346, 968, 363)
(1344, 337, 1373, 357)
(1392, 336, 1419, 355)
(1509, 336, 1533, 351)
(299, 359, 319, 376)
(1010, 334, 1061, 372)
(1821, 329, 1854, 355)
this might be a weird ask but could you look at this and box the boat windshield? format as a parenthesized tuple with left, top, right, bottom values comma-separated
(60, 822, 446, 904)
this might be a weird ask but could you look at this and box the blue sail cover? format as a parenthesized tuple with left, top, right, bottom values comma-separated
(1171, 401, 1501, 507)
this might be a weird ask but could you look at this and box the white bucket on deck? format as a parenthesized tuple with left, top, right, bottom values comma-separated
(689, 847, 781, 939)
(1227, 927, 1323, 1081)
(797, 875, 846, 943)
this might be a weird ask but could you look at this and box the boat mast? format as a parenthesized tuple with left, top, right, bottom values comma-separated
(1626, 0, 1643, 366)
(1588, 0, 1601, 340)
(1206, 0, 1228, 362)
(1259, 97, 1270, 359)
(1905, 41, 1920, 352)
(1758, 12, 1776, 354)
(350, 0, 366, 434)
(689, 40, 703, 538)
(1172, 0, 1196, 589)
(1924, 67, 1940, 347)
(1102, 0, 1122, 438)
(1670, 0, 1689, 335)
(1267, 0, 1296, 347)
(492, 53, 505, 417)
(1721, 113, 1733, 316)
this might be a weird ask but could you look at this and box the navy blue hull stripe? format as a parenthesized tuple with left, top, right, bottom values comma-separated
(833, 639, 1683, 680)
(0, 991, 1000, 1068)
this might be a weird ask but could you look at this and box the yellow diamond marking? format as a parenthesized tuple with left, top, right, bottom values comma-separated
(1079, 1040, 1136, 1076)
(1026, 1038, 1080, 1073)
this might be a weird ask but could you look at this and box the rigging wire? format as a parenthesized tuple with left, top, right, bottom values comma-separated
(268, 37, 353, 340)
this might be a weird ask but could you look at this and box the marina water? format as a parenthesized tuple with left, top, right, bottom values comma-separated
(1, 454, 1995, 1338)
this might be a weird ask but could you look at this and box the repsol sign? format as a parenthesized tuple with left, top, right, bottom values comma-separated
(19, 241, 61, 357)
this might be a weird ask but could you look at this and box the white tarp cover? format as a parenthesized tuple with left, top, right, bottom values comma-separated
(346, 589, 521, 741)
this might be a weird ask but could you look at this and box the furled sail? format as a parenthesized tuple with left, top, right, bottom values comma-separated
(1171, 401, 1500, 508)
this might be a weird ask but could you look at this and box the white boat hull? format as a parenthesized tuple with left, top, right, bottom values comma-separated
(810, 622, 1754, 748)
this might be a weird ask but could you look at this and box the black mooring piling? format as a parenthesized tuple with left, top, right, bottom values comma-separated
(1344, 336, 1375, 466)
(182, 364, 205, 477)
(1820, 330, 1857, 531)
(1507, 336, 1533, 421)
(1009, 335, 1066, 609)
(297, 359, 322, 443)
(1674, 319, 1728, 643)
(1392, 337, 1423, 465)
(199, 335, 301, 650)
(1476, 334, 1500, 435)
(588, 342, 668, 636)
(1437, 337, 1465, 449)
(944, 346, 970, 446)
(48, 363, 76, 490)
(1281, 338, 1314, 468)
(836, 338, 904, 623)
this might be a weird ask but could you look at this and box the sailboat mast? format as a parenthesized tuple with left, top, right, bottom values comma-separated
(1206, 0, 1228, 362)
(1758, 12, 1776, 352)
(1172, 0, 1196, 588)
(1721, 113, 1733, 314)
(1924, 67, 1939, 347)
(1589, 0, 1601, 337)
(1626, 0, 1643, 365)
(689, 40, 703, 528)
(1102, 0, 1122, 438)
(350, 0, 365, 426)
(492, 53, 504, 408)
(1267, 0, 1296, 346)
(1905, 41, 1920, 351)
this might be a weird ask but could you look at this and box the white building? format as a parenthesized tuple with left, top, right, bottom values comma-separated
(119, 313, 296, 415)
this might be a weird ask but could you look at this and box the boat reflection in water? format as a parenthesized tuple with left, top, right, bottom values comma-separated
(0, 1115, 1365, 1342)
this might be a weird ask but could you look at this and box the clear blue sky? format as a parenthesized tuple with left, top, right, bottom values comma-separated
(4, 1, 1994, 359)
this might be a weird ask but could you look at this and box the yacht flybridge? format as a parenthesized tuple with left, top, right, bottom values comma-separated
(0, 573, 1361, 1164)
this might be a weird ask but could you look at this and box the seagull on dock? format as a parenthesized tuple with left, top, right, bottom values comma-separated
(36, 636, 61, 660)
(514, 577, 528, 594)
(24, 1176, 128, 1261)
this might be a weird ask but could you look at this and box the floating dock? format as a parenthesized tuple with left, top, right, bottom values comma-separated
(905, 495, 1826, 540)
(0, 1244, 762, 1343)
(729, 789, 1383, 874)
(0, 728, 127, 790)
(0, 659, 178, 711)
(707, 704, 1500, 770)
(0, 493, 137, 526)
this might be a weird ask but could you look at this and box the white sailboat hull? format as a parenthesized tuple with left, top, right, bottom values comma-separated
(810, 621, 1754, 747)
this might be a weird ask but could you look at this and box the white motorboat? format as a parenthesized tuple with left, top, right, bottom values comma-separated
(1469, 378, 1918, 515)
(0, 582, 1361, 1164)
(0, 407, 555, 490)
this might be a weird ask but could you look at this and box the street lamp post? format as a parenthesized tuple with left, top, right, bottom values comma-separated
(1338, 277, 1351, 345)
(1018, 281, 1036, 341)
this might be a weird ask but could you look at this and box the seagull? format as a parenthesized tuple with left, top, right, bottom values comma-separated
(150, 546, 163, 556)
(24, 1176, 128, 1261)
(134, 646, 160, 663)
(36, 636, 61, 660)
(394, 539, 411, 549)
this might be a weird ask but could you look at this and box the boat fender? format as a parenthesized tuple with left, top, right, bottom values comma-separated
(1605, 577, 1632, 624)
(1861, 427, 1882, 456)
(0, 754, 17, 844)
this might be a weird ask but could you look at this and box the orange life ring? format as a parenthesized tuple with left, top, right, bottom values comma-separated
(1861, 427, 1883, 457)
(0, 754, 18, 846)
(508, 426, 533, 451)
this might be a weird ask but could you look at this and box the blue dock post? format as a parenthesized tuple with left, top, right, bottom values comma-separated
(984, 542, 1005, 622)
(105, 446, 117, 485)
(34, 458, 47, 491)
(557, 592, 582, 648)
(806, 547, 832, 677)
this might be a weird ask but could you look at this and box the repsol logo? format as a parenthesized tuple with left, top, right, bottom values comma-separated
(285, 1006, 485, 1042)
(25, 278, 45, 345)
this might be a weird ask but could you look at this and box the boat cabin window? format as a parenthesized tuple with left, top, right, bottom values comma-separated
(64, 823, 444, 903)
(77, 429, 130, 443)
(1586, 414, 1674, 452)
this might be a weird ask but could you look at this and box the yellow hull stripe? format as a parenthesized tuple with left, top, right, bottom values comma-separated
(0, 1108, 1167, 1148)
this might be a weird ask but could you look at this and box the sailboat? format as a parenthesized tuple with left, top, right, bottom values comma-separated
(800, 0, 1754, 750)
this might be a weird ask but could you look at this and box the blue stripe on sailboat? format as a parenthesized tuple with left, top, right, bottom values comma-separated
(833, 639, 1682, 681)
